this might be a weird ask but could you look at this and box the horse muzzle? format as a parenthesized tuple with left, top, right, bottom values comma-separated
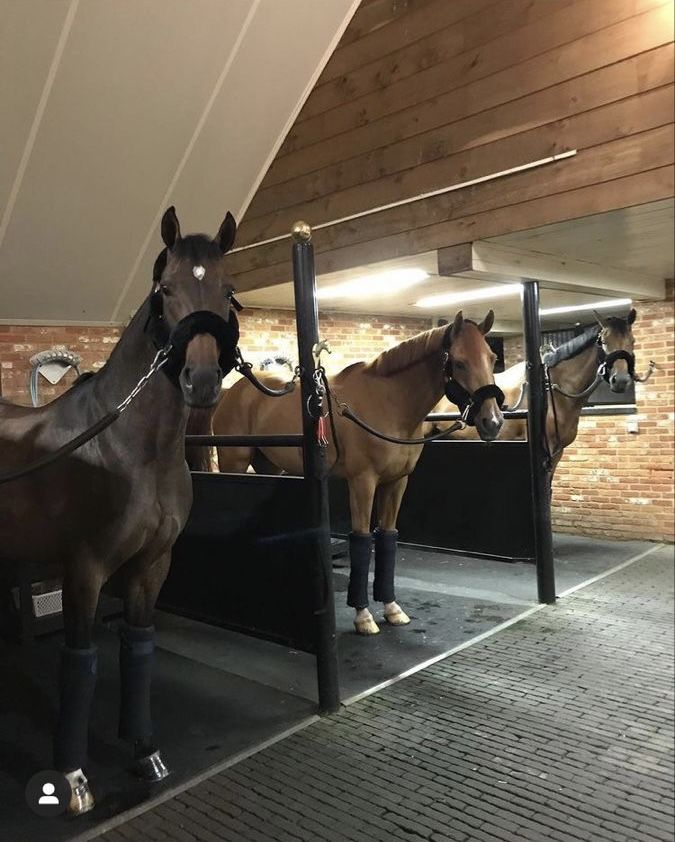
(445, 380, 505, 439)
(180, 361, 222, 407)
(475, 401, 504, 441)
(161, 310, 239, 403)
(602, 349, 635, 393)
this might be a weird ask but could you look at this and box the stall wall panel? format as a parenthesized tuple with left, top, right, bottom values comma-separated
(330, 441, 535, 561)
(228, 0, 674, 288)
(160, 473, 317, 652)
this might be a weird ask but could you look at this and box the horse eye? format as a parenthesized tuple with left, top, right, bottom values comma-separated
(454, 360, 466, 370)
(160, 284, 171, 295)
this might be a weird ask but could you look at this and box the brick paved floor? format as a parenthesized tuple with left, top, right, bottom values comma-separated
(96, 547, 674, 842)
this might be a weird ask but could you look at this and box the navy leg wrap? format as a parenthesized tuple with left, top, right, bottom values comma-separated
(54, 645, 98, 772)
(347, 532, 373, 609)
(119, 624, 155, 741)
(373, 528, 398, 604)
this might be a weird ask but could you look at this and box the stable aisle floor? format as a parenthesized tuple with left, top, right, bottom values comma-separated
(99, 544, 674, 842)
(0, 533, 654, 841)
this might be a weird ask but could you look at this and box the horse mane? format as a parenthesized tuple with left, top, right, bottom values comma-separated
(365, 324, 449, 377)
(333, 361, 366, 382)
(72, 371, 96, 387)
(542, 326, 600, 368)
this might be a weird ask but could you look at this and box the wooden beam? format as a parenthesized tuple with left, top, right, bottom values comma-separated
(230, 119, 674, 279)
(232, 166, 674, 291)
(469, 241, 665, 300)
(436, 244, 473, 276)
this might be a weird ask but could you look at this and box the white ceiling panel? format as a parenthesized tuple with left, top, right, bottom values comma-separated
(0, 0, 357, 323)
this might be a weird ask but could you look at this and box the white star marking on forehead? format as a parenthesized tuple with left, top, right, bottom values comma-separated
(193, 265, 206, 281)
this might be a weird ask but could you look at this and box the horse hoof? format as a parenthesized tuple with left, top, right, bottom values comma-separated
(354, 617, 380, 635)
(65, 769, 95, 815)
(134, 750, 170, 782)
(385, 608, 411, 626)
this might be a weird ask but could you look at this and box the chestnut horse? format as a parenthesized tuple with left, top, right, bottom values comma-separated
(0, 207, 240, 814)
(429, 310, 643, 475)
(200, 311, 503, 635)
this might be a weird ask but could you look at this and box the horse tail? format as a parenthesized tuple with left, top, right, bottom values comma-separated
(185, 406, 216, 472)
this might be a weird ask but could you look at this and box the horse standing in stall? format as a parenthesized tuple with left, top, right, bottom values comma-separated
(197, 311, 504, 635)
(429, 310, 648, 475)
(0, 207, 241, 814)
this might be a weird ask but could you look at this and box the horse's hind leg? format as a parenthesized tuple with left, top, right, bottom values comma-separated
(56, 567, 103, 815)
(119, 552, 171, 781)
(375, 477, 411, 627)
(217, 444, 253, 473)
(347, 473, 379, 636)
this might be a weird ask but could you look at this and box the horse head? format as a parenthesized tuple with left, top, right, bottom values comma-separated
(150, 206, 240, 408)
(444, 309, 504, 442)
(594, 308, 637, 393)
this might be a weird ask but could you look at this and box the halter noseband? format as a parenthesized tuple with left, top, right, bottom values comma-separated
(442, 349, 505, 426)
(599, 345, 636, 382)
(145, 249, 240, 385)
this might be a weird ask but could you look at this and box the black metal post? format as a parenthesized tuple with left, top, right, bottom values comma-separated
(291, 221, 340, 713)
(522, 280, 556, 604)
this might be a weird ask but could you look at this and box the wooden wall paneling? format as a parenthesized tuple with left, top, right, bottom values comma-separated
(237, 84, 674, 247)
(335, 0, 437, 51)
(316, 0, 496, 85)
(301, 0, 557, 123)
(276, 0, 668, 157)
(244, 46, 674, 226)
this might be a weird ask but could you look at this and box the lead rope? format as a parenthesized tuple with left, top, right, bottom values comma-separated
(235, 348, 300, 397)
(544, 367, 564, 471)
(0, 347, 170, 485)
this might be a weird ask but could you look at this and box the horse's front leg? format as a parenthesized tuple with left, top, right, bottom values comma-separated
(119, 551, 171, 781)
(56, 567, 103, 815)
(375, 477, 411, 627)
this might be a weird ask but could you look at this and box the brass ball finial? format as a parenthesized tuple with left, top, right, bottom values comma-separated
(291, 220, 312, 243)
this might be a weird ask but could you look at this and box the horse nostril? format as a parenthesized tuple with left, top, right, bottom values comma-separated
(183, 368, 193, 390)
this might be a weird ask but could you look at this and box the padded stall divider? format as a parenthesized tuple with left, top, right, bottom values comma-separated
(330, 441, 535, 562)
(160, 472, 317, 653)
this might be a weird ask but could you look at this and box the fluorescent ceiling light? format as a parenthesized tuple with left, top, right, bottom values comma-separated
(540, 298, 632, 317)
(317, 268, 428, 301)
(414, 283, 522, 309)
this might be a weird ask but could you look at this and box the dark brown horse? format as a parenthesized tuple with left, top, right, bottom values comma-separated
(0, 207, 240, 814)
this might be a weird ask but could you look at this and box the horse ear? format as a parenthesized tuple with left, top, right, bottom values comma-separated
(592, 310, 607, 328)
(216, 212, 237, 254)
(452, 310, 464, 335)
(161, 206, 181, 249)
(478, 309, 495, 335)
(627, 307, 637, 325)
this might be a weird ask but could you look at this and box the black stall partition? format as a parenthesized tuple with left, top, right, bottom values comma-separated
(330, 440, 535, 562)
(159, 472, 317, 652)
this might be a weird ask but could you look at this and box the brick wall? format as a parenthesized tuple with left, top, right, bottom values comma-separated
(1, 301, 671, 544)
(0, 324, 122, 404)
(0, 310, 431, 404)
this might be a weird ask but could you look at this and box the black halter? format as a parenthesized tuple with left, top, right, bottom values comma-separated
(442, 350, 505, 426)
(145, 248, 240, 385)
